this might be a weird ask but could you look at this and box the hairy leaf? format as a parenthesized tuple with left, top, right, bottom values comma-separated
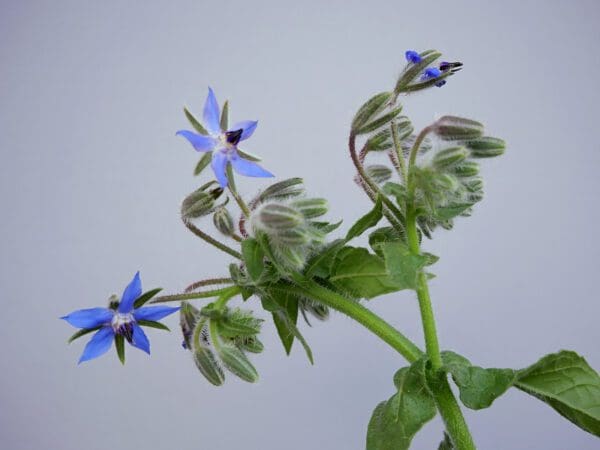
(516, 350, 600, 436)
(346, 195, 383, 241)
(241, 238, 265, 282)
(442, 351, 515, 409)
(367, 358, 437, 450)
(379, 242, 428, 291)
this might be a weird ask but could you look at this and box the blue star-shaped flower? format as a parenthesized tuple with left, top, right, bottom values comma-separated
(176, 87, 274, 187)
(61, 272, 180, 363)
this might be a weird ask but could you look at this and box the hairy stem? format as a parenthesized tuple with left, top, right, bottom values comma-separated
(185, 277, 234, 293)
(182, 216, 242, 259)
(151, 287, 235, 304)
(277, 278, 423, 363)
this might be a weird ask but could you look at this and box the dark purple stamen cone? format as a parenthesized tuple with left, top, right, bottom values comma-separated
(117, 322, 135, 343)
(226, 129, 243, 145)
(440, 61, 463, 72)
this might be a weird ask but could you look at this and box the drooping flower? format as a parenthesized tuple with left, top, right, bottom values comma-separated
(421, 67, 447, 87)
(176, 88, 274, 188)
(61, 272, 179, 363)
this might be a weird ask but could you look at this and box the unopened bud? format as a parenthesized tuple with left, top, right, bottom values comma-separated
(213, 207, 234, 236)
(396, 117, 414, 141)
(258, 204, 304, 231)
(434, 116, 484, 141)
(237, 336, 264, 354)
(182, 190, 215, 219)
(466, 136, 506, 158)
(290, 198, 329, 219)
(366, 165, 393, 184)
(452, 162, 480, 178)
(465, 177, 484, 192)
(432, 147, 468, 169)
(276, 228, 312, 245)
(356, 107, 403, 135)
(258, 178, 304, 201)
(365, 129, 392, 152)
(352, 92, 393, 133)
(217, 344, 259, 383)
(180, 302, 201, 350)
(193, 346, 225, 386)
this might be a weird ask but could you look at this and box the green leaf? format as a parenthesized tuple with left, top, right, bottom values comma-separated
(218, 308, 262, 338)
(67, 326, 100, 344)
(241, 238, 265, 282)
(133, 288, 163, 308)
(220, 100, 229, 131)
(369, 227, 404, 256)
(356, 107, 403, 135)
(138, 319, 170, 331)
(379, 242, 428, 291)
(304, 238, 346, 278)
(329, 247, 402, 299)
(352, 92, 392, 132)
(267, 291, 299, 355)
(115, 334, 125, 365)
(367, 358, 437, 450)
(434, 203, 473, 221)
(193, 152, 213, 176)
(184, 107, 208, 135)
(442, 351, 515, 410)
(346, 195, 383, 241)
(515, 350, 600, 436)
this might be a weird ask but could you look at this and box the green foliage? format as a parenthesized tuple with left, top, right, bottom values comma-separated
(133, 288, 163, 308)
(352, 92, 393, 133)
(346, 195, 383, 241)
(241, 238, 265, 282)
(442, 351, 515, 409)
(137, 320, 170, 331)
(515, 351, 600, 436)
(367, 358, 437, 450)
(193, 152, 212, 176)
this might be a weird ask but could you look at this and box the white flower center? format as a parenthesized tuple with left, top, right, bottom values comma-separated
(111, 312, 134, 332)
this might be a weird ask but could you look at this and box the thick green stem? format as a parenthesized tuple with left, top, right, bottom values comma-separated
(279, 279, 423, 363)
(404, 146, 476, 449)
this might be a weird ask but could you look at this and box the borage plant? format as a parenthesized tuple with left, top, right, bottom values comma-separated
(62, 49, 600, 449)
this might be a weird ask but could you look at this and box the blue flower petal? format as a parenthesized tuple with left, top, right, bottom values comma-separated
(405, 50, 422, 64)
(130, 323, 150, 355)
(211, 151, 229, 187)
(176, 130, 217, 152)
(230, 120, 258, 141)
(421, 67, 442, 80)
(134, 305, 180, 321)
(61, 307, 113, 329)
(118, 272, 142, 313)
(78, 327, 114, 364)
(230, 154, 274, 179)
(203, 87, 221, 135)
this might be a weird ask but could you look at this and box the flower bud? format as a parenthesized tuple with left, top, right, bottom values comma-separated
(465, 177, 484, 192)
(276, 228, 312, 245)
(237, 336, 264, 354)
(181, 190, 215, 219)
(365, 129, 392, 152)
(193, 346, 225, 386)
(395, 50, 442, 93)
(356, 106, 403, 135)
(452, 162, 480, 178)
(396, 117, 414, 141)
(366, 165, 393, 184)
(258, 177, 304, 201)
(257, 203, 304, 231)
(432, 146, 468, 169)
(352, 92, 392, 133)
(216, 344, 259, 383)
(180, 302, 201, 350)
(290, 198, 329, 219)
(465, 136, 506, 158)
(434, 116, 484, 141)
(213, 207, 234, 236)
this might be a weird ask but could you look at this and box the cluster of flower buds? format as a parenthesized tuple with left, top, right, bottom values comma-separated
(410, 116, 506, 233)
(248, 178, 336, 270)
(181, 181, 225, 220)
(180, 301, 263, 385)
(395, 49, 462, 94)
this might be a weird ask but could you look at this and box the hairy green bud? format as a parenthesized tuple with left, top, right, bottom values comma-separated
(258, 203, 304, 231)
(432, 147, 468, 169)
(434, 115, 484, 141)
(290, 198, 329, 219)
(213, 207, 234, 236)
(366, 165, 393, 184)
(216, 344, 259, 383)
(466, 136, 506, 158)
(193, 346, 225, 386)
(352, 92, 392, 132)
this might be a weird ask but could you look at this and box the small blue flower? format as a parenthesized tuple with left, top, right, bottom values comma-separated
(405, 50, 422, 64)
(177, 88, 274, 188)
(61, 272, 180, 363)
(420, 67, 447, 88)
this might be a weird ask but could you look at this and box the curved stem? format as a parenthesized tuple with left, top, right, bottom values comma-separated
(182, 217, 242, 259)
(226, 165, 251, 217)
(349, 132, 406, 230)
(275, 278, 423, 363)
(185, 277, 234, 293)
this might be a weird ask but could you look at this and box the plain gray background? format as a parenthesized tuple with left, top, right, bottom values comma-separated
(1, 0, 599, 449)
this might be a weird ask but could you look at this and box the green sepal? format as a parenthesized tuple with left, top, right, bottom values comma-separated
(216, 344, 259, 383)
(218, 308, 262, 338)
(193, 152, 213, 176)
(133, 288, 163, 309)
(515, 350, 600, 437)
(438, 433, 454, 450)
(356, 107, 403, 135)
(67, 326, 100, 344)
(220, 100, 229, 131)
(352, 92, 392, 132)
(115, 334, 126, 365)
(441, 351, 515, 410)
(258, 178, 304, 202)
(184, 107, 208, 135)
(236, 149, 262, 162)
(193, 346, 225, 386)
(346, 195, 383, 241)
(241, 238, 265, 282)
(138, 319, 170, 331)
(367, 358, 437, 450)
